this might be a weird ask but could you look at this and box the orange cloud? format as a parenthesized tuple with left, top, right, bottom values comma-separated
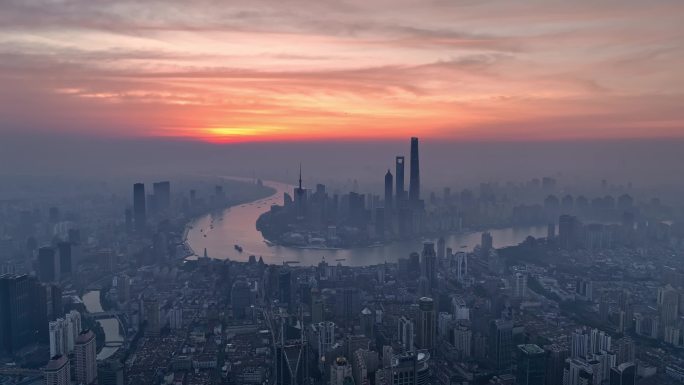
(0, 0, 683, 142)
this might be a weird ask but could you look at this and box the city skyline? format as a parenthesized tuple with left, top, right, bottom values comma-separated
(1, 2, 684, 384)
(1, 1, 683, 142)
(1, 151, 683, 384)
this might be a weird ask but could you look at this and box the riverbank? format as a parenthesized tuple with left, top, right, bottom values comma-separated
(185, 178, 551, 266)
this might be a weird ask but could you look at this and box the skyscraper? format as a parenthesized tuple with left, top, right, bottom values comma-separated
(570, 328, 590, 359)
(49, 310, 82, 357)
(276, 326, 309, 385)
(384, 169, 393, 210)
(312, 321, 335, 356)
(30, 279, 59, 343)
(143, 298, 160, 336)
(513, 272, 528, 299)
(658, 284, 679, 335)
(489, 319, 513, 371)
(133, 183, 146, 232)
(49, 319, 66, 357)
(66, 310, 82, 352)
(152, 181, 171, 211)
(453, 324, 472, 358)
(615, 337, 636, 365)
(421, 242, 437, 292)
(293, 164, 307, 219)
(398, 316, 415, 353)
(558, 214, 580, 250)
(389, 351, 430, 385)
(395, 156, 405, 202)
(563, 358, 594, 385)
(117, 274, 130, 303)
(516, 344, 546, 385)
(610, 362, 636, 385)
(338, 287, 360, 325)
(57, 242, 72, 276)
(417, 297, 435, 351)
(456, 252, 468, 282)
(38, 246, 59, 282)
(545, 344, 569, 385)
(44, 355, 70, 385)
(231, 279, 251, 319)
(437, 237, 445, 259)
(481, 232, 493, 254)
(360, 307, 374, 338)
(75, 330, 97, 385)
(0, 274, 32, 354)
(311, 298, 324, 324)
(408, 137, 420, 204)
(278, 269, 292, 307)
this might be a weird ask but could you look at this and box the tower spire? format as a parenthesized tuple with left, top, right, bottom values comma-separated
(298, 163, 302, 190)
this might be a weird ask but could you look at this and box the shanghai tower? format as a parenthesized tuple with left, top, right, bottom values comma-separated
(409, 137, 420, 203)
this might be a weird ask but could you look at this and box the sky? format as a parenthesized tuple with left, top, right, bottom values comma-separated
(1, 0, 683, 143)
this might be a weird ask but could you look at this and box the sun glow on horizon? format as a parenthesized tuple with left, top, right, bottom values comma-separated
(1, 1, 683, 141)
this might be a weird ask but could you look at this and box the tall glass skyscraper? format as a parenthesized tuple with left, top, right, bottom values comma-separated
(409, 137, 420, 203)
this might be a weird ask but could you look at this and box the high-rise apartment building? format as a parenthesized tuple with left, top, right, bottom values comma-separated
(44, 355, 70, 385)
(75, 330, 97, 385)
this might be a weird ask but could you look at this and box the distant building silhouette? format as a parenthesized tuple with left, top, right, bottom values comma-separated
(395, 156, 405, 202)
(133, 183, 146, 232)
(38, 246, 59, 283)
(152, 181, 171, 212)
(57, 242, 72, 276)
(481, 232, 493, 255)
(421, 242, 437, 293)
(384, 169, 393, 210)
(558, 215, 580, 250)
(437, 237, 445, 259)
(409, 137, 420, 204)
(293, 165, 307, 219)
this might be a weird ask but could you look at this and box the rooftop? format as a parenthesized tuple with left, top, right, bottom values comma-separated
(517, 344, 545, 355)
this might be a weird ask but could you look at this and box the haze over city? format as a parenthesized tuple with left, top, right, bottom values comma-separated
(1, 1, 684, 385)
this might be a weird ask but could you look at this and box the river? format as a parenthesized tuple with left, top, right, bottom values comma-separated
(186, 179, 548, 266)
(81, 290, 124, 360)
